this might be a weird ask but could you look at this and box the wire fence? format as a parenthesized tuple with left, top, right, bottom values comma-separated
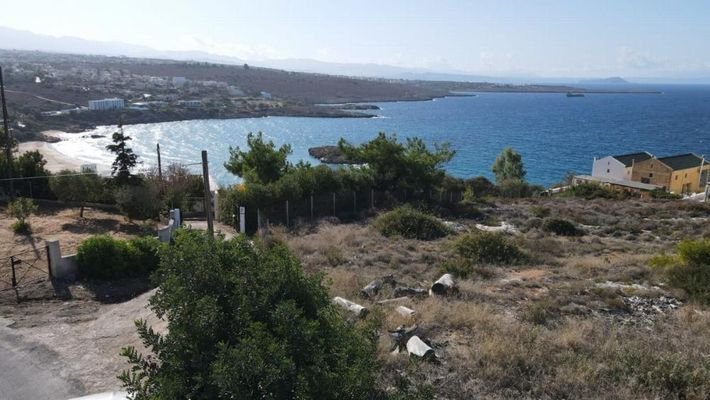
(229, 188, 465, 234)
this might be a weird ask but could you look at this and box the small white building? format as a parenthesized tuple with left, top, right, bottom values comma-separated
(260, 91, 272, 100)
(88, 98, 125, 111)
(172, 76, 188, 87)
(592, 152, 652, 181)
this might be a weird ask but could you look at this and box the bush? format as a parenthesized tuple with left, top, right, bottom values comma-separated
(650, 188, 682, 200)
(542, 218, 582, 236)
(119, 230, 380, 400)
(568, 183, 616, 199)
(497, 179, 543, 198)
(373, 205, 452, 240)
(7, 197, 37, 234)
(11, 220, 31, 234)
(114, 181, 162, 221)
(654, 239, 710, 303)
(450, 231, 526, 270)
(76, 235, 163, 280)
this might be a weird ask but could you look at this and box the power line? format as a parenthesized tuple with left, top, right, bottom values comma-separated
(0, 172, 97, 183)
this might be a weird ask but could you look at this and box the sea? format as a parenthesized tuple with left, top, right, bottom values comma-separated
(51, 84, 710, 188)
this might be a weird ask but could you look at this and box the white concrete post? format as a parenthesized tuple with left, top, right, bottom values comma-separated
(46, 240, 62, 278)
(213, 190, 220, 222)
(239, 206, 246, 233)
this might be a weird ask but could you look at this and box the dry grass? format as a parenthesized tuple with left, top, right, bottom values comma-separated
(280, 197, 710, 399)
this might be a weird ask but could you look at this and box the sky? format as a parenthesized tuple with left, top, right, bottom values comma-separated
(3, 0, 710, 79)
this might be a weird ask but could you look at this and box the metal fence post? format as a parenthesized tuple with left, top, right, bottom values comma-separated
(310, 192, 314, 220)
(370, 189, 374, 210)
(332, 192, 336, 216)
(353, 191, 357, 213)
(46, 245, 53, 279)
(286, 200, 290, 228)
(10, 256, 17, 287)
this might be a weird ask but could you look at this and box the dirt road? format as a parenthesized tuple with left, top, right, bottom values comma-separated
(0, 318, 84, 400)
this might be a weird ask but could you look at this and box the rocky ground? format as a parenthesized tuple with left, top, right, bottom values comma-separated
(1, 198, 709, 398)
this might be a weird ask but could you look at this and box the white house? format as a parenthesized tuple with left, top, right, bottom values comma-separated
(172, 76, 188, 87)
(88, 98, 125, 111)
(592, 152, 652, 181)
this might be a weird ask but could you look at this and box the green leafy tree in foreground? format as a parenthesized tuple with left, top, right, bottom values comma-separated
(224, 132, 292, 184)
(119, 230, 379, 400)
(106, 126, 139, 185)
(491, 147, 526, 183)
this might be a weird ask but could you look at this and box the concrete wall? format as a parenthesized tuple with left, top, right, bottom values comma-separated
(592, 156, 628, 181)
(669, 166, 710, 194)
(632, 158, 673, 190)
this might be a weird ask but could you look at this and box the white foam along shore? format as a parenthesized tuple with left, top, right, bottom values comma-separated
(17, 133, 84, 173)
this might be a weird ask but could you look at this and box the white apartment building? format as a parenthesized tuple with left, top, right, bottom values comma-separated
(88, 98, 125, 111)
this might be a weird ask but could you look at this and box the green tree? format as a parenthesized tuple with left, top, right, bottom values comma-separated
(338, 133, 454, 192)
(119, 230, 379, 399)
(224, 132, 292, 184)
(7, 197, 37, 234)
(106, 126, 139, 185)
(49, 169, 105, 218)
(491, 147, 526, 183)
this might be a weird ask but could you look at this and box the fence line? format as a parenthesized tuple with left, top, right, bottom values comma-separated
(230, 188, 464, 234)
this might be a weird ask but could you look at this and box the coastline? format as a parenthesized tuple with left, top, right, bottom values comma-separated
(18, 133, 84, 173)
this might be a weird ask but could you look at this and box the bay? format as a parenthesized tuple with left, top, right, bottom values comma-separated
(52, 84, 710, 187)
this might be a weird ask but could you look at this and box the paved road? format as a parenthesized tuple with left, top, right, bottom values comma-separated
(0, 319, 84, 400)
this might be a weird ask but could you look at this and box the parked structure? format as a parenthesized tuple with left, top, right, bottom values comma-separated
(88, 98, 125, 111)
(631, 153, 709, 194)
(592, 152, 652, 181)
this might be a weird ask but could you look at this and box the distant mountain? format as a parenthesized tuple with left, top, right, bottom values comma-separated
(0, 26, 246, 65)
(579, 77, 629, 84)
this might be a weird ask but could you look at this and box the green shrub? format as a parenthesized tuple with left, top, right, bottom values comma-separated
(119, 230, 380, 400)
(650, 240, 710, 303)
(649, 188, 682, 200)
(114, 181, 162, 221)
(76, 235, 163, 280)
(7, 197, 37, 234)
(453, 231, 526, 265)
(568, 183, 617, 199)
(497, 179, 543, 198)
(542, 218, 582, 236)
(11, 220, 31, 234)
(373, 205, 452, 240)
(529, 206, 551, 218)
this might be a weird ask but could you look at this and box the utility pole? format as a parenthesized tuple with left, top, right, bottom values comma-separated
(156, 143, 162, 181)
(201, 150, 214, 236)
(0, 66, 15, 200)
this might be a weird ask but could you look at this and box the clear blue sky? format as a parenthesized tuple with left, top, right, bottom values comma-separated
(4, 0, 710, 79)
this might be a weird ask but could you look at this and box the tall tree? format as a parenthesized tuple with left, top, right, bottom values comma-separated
(224, 132, 292, 184)
(338, 132, 454, 192)
(491, 147, 526, 183)
(106, 125, 139, 185)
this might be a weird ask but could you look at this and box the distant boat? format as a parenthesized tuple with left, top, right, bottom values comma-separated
(566, 92, 585, 97)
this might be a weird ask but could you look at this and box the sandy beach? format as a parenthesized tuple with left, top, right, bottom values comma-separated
(18, 141, 83, 173)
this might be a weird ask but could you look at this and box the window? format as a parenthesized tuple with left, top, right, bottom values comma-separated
(685, 173, 688, 178)
(675, 176, 679, 180)
(606, 169, 610, 173)
(649, 173, 654, 178)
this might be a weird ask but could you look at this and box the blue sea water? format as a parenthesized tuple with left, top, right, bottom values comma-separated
(54, 84, 710, 187)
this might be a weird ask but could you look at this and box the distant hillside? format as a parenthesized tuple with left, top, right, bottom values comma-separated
(579, 77, 629, 84)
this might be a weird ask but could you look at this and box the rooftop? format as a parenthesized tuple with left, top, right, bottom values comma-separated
(657, 153, 705, 171)
(611, 152, 653, 167)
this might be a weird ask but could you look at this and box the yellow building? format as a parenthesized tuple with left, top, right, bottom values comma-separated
(631, 153, 710, 194)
